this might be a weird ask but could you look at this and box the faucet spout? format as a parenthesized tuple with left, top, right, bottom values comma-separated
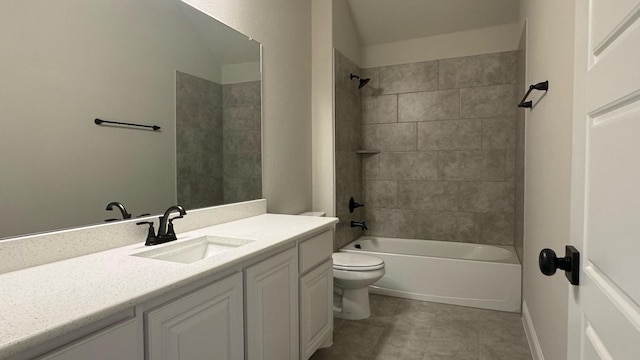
(350, 221, 368, 230)
(105, 201, 132, 219)
(157, 205, 187, 240)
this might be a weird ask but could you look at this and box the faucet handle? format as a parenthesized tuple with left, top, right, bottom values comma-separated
(166, 216, 183, 238)
(136, 221, 159, 246)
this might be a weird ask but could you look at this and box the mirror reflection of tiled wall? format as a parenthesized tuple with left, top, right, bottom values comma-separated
(176, 72, 261, 209)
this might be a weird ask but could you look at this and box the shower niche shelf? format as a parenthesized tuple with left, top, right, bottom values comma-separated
(355, 150, 380, 154)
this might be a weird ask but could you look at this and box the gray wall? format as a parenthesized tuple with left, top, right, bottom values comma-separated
(222, 81, 262, 204)
(360, 51, 519, 246)
(334, 50, 364, 249)
(177, 74, 261, 209)
(176, 71, 224, 210)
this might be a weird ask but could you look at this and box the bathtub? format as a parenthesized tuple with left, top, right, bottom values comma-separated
(340, 236, 521, 312)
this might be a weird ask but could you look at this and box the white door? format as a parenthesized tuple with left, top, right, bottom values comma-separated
(568, 0, 640, 359)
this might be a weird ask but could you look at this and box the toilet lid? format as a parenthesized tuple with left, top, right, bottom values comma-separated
(332, 252, 384, 271)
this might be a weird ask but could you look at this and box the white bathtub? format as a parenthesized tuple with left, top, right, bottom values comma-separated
(340, 236, 522, 312)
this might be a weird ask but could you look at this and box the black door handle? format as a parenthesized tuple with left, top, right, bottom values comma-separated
(539, 246, 580, 286)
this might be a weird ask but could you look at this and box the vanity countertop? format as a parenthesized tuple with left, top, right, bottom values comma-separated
(0, 214, 338, 358)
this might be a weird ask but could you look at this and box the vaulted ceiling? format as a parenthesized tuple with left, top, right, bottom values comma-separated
(346, 0, 520, 45)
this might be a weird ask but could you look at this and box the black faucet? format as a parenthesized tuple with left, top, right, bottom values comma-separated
(105, 201, 132, 221)
(350, 221, 368, 230)
(136, 205, 187, 246)
(157, 205, 187, 242)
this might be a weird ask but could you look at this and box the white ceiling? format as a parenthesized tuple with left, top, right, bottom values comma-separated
(346, 0, 520, 46)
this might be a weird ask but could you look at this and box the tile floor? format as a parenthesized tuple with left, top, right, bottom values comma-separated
(311, 294, 532, 360)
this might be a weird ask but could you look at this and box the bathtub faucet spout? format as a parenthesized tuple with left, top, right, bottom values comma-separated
(350, 221, 368, 230)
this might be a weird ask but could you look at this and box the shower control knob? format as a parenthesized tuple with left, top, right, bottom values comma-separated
(538, 246, 580, 286)
(349, 197, 364, 213)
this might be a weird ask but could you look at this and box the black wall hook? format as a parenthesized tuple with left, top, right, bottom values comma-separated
(518, 80, 549, 108)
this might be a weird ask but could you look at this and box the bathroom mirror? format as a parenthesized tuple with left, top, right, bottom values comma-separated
(0, 0, 262, 239)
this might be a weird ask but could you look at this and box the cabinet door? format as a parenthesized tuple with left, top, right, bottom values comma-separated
(299, 259, 333, 360)
(146, 273, 243, 360)
(245, 247, 298, 360)
(38, 318, 138, 360)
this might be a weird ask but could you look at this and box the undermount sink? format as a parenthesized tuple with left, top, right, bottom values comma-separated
(133, 236, 255, 264)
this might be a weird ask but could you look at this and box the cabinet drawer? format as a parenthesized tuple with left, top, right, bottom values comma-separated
(299, 230, 333, 274)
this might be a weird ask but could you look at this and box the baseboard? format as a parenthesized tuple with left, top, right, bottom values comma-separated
(522, 300, 545, 360)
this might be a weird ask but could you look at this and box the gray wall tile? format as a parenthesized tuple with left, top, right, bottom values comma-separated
(362, 154, 380, 180)
(459, 182, 514, 213)
(505, 148, 515, 181)
(223, 153, 262, 178)
(335, 86, 362, 151)
(366, 208, 416, 238)
(482, 117, 516, 149)
(379, 61, 438, 94)
(439, 51, 518, 89)
(480, 212, 514, 245)
(348, 50, 519, 248)
(222, 81, 261, 107)
(223, 106, 260, 131)
(460, 84, 517, 119)
(363, 123, 417, 151)
(363, 95, 398, 124)
(360, 67, 381, 97)
(398, 181, 459, 211)
(398, 90, 460, 122)
(223, 129, 261, 154)
(334, 50, 365, 250)
(223, 177, 261, 204)
(365, 180, 398, 208)
(414, 211, 480, 242)
(439, 150, 506, 181)
(378, 152, 438, 181)
(418, 120, 482, 150)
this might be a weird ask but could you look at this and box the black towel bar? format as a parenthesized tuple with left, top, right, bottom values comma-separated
(94, 118, 161, 131)
(518, 81, 549, 108)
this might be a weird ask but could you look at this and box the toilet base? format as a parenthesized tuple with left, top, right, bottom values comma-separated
(333, 287, 371, 320)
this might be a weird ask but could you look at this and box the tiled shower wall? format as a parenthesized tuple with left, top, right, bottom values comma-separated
(222, 81, 262, 204)
(176, 71, 224, 209)
(177, 72, 261, 209)
(334, 50, 364, 249)
(360, 51, 519, 246)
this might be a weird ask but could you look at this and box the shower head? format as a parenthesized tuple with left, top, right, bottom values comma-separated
(350, 73, 371, 89)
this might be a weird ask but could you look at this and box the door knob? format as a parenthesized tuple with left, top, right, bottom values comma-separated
(539, 246, 580, 285)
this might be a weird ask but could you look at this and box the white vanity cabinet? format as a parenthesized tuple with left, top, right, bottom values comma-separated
(245, 247, 298, 360)
(297, 230, 334, 360)
(146, 273, 244, 360)
(36, 318, 138, 360)
(7, 218, 338, 360)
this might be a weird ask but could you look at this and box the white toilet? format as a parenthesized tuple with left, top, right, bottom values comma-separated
(332, 252, 385, 320)
(299, 211, 386, 320)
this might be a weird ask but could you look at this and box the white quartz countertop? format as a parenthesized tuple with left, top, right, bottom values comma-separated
(0, 214, 338, 358)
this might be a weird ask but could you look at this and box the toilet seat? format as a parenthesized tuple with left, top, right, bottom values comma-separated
(332, 252, 384, 271)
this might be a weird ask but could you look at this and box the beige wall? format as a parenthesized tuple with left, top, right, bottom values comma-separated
(332, 0, 362, 66)
(311, 0, 335, 216)
(311, 0, 363, 217)
(519, 1, 576, 359)
(186, 0, 313, 214)
(362, 22, 521, 68)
